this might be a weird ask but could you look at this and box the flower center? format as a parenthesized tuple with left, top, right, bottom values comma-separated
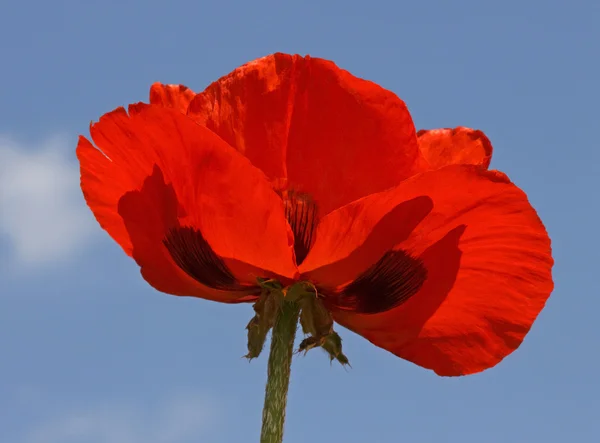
(163, 195, 427, 317)
(281, 190, 318, 266)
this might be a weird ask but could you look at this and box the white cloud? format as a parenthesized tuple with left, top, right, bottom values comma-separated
(20, 393, 218, 443)
(0, 135, 97, 267)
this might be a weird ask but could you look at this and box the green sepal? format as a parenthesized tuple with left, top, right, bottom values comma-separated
(244, 288, 282, 360)
(295, 286, 350, 367)
(321, 331, 351, 367)
(298, 292, 333, 338)
(244, 280, 351, 367)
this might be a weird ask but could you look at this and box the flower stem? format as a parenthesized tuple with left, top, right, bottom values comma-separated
(260, 299, 300, 443)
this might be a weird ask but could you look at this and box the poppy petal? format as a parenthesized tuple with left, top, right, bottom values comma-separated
(77, 107, 163, 256)
(77, 104, 297, 289)
(299, 195, 433, 286)
(303, 165, 553, 375)
(187, 53, 427, 215)
(417, 127, 493, 170)
(118, 165, 254, 302)
(149, 82, 196, 114)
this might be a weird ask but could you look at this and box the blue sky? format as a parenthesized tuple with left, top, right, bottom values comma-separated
(1, 0, 598, 442)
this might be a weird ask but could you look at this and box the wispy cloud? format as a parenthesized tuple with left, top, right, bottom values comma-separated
(0, 135, 96, 268)
(20, 393, 218, 443)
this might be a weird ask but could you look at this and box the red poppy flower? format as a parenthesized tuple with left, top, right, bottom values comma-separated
(78, 53, 553, 376)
